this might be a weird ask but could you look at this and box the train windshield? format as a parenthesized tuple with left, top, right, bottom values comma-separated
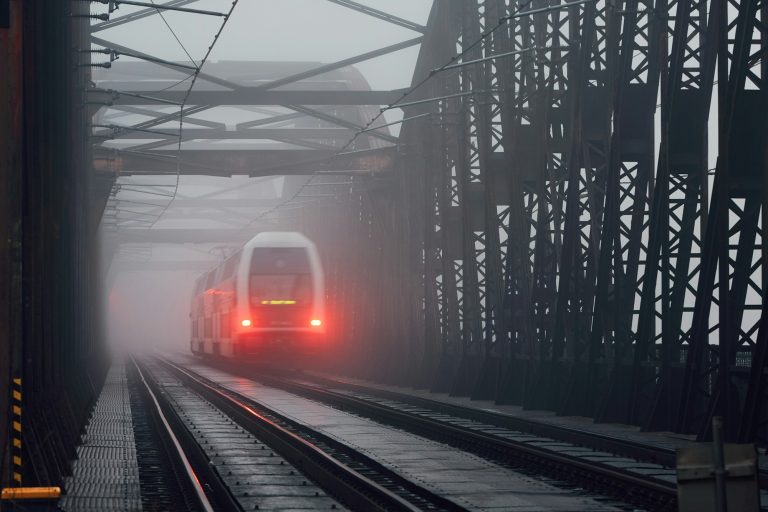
(249, 247, 312, 306)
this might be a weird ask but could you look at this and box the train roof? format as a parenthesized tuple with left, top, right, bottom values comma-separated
(244, 231, 315, 249)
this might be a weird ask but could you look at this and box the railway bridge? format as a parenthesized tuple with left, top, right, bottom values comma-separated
(1, 0, 767, 510)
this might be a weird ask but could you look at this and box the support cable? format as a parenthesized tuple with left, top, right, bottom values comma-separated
(90, 0, 235, 228)
(149, 0, 198, 67)
(145, 0, 241, 227)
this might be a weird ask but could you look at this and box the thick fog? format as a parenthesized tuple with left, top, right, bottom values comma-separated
(101, 1, 433, 354)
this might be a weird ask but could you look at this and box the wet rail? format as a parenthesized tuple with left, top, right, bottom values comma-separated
(217, 363, 680, 511)
(148, 358, 465, 511)
(131, 359, 221, 512)
(303, 374, 679, 466)
(298, 373, 768, 491)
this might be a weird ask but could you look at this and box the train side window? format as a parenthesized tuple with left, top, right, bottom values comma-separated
(221, 312, 231, 338)
(205, 270, 216, 290)
(223, 250, 242, 278)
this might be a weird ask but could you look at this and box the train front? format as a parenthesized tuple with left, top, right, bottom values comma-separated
(234, 234, 325, 358)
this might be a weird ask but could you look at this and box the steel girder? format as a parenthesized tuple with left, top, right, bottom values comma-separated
(0, 0, 107, 487)
(385, 0, 768, 445)
(100, 89, 407, 107)
(89, 12, 414, 236)
(94, 146, 396, 177)
(631, 0, 717, 430)
(677, 0, 768, 442)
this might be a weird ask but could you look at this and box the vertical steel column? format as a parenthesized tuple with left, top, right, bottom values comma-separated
(418, 111, 444, 386)
(678, 0, 766, 440)
(0, 0, 23, 487)
(629, 0, 716, 430)
(444, 0, 510, 399)
(545, 0, 598, 413)
(432, 100, 463, 391)
(0, 0, 105, 486)
(487, 0, 539, 405)
(525, 0, 572, 409)
(590, 0, 660, 422)
(404, 0, 465, 390)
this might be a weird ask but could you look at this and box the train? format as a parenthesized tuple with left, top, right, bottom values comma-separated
(190, 231, 325, 359)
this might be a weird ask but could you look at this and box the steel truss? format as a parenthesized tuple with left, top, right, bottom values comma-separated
(380, 0, 768, 444)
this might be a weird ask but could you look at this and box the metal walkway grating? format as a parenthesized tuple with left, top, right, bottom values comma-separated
(60, 362, 142, 512)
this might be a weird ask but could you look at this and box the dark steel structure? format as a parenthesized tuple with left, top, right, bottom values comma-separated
(289, 0, 768, 447)
(1, 0, 768, 492)
(0, 0, 107, 489)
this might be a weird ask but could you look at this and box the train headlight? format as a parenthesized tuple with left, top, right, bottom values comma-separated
(241, 319, 252, 327)
(310, 319, 322, 327)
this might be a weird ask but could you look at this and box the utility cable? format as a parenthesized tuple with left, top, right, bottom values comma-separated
(156, 72, 194, 92)
(149, 0, 198, 67)
(239, 175, 322, 231)
(147, 0, 241, 228)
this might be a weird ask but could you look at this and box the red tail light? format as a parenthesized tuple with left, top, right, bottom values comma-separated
(310, 319, 322, 327)
(241, 319, 252, 327)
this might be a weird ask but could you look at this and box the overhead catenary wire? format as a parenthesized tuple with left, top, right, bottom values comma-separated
(147, 0, 242, 228)
(156, 72, 195, 92)
(359, 113, 431, 134)
(98, 0, 236, 227)
(149, 0, 198, 67)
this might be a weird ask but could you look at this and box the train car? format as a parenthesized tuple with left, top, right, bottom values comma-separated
(190, 231, 325, 359)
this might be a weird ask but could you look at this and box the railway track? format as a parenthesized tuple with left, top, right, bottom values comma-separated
(201, 360, 680, 511)
(131, 359, 221, 512)
(296, 373, 768, 491)
(142, 358, 465, 511)
(303, 373, 679, 466)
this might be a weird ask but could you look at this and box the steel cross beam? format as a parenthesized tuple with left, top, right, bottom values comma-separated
(95, 146, 395, 177)
(106, 105, 225, 129)
(90, 36, 241, 90)
(249, 36, 424, 93)
(104, 89, 407, 106)
(323, 0, 427, 33)
(101, 127, 355, 140)
(91, 0, 200, 32)
(286, 105, 397, 143)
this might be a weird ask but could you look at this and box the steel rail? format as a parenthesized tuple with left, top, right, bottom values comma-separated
(240, 368, 678, 510)
(305, 374, 678, 466)
(130, 358, 220, 512)
(158, 358, 458, 512)
(301, 374, 768, 490)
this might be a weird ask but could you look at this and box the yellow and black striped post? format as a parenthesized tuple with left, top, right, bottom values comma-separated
(11, 377, 22, 484)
